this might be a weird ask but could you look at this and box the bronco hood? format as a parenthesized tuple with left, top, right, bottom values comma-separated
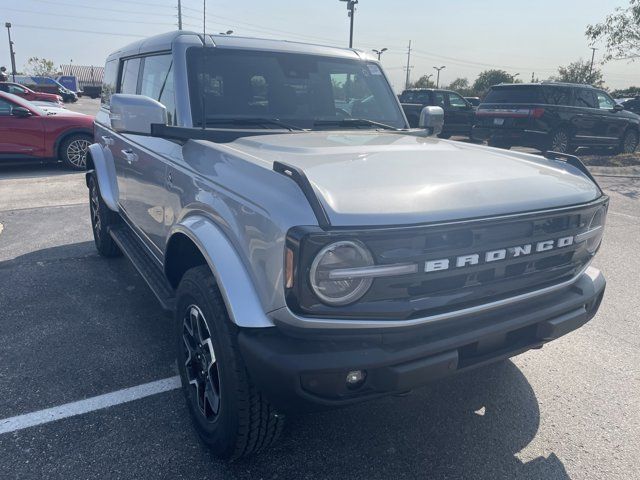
(225, 131, 601, 227)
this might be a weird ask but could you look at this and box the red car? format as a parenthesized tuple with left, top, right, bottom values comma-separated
(0, 91, 94, 170)
(0, 81, 64, 106)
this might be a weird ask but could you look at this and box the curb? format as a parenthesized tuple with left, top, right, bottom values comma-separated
(587, 165, 640, 177)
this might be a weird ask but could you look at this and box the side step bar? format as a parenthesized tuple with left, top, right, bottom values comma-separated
(109, 225, 176, 312)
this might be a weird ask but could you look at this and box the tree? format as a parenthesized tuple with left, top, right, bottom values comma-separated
(445, 77, 474, 96)
(472, 70, 518, 96)
(586, 0, 640, 61)
(611, 86, 640, 98)
(410, 74, 436, 89)
(24, 57, 57, 77)
(551, 59, 604, 87)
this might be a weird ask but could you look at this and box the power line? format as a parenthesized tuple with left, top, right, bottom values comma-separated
(11, 23, 146, 38)
(22, 0, 176, 18)
(3, 7, 175, 26)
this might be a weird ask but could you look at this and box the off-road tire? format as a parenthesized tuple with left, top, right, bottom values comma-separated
(176, 266, 284, 459)
(60, 133, 92, 170)
(618, 129, 639, 154)
(88, 173, 122, 257)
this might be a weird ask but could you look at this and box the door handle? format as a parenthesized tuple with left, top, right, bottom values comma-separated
(101, 135, 114, 146)
(121, 149, 138, 163)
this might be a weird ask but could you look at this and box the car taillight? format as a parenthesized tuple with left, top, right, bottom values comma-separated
(530, 107, 545, 119)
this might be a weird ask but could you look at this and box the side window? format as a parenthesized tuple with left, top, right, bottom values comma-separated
(574, 88, 597, 109)
(101, 59, 118, 106)
(119, 57, 141, 94)
(140, 54, 177, 124)
(596, 91, 615, 110)
(543, 87, 572, 106)
(0, 98, 14, 115)
(447, 92, 467, 108)
(433, 92, 446, 108)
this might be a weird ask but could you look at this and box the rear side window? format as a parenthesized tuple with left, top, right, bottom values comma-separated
(542, 86, 572, 106)
(483, 86, 542, 104)
(101, 59, 118, 107)
(574, 88, 597, 109)
(119, 57, 141, 95)
(140, 54, 177, 125)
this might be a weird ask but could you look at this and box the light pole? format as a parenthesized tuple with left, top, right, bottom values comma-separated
(372, 48, 387, 61)
(5, 23, 17, 82)
(433, 65, 445, 88)
(339, 0, 358, 48)
(589, 47, 598, 77)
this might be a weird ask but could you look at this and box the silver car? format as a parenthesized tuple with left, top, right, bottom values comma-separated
(87, 31, 607, 459)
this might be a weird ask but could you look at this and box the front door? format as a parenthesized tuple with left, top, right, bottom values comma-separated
(0, 98, 44, 156)
(117, 54, 177, 257)
(594, 90, 627, 146)
(445, 91, 474, 135)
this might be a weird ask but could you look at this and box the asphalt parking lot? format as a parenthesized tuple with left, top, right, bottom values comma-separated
(0, 100, 639, 479)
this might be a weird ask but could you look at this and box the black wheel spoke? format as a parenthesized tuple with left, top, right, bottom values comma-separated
(181, 304, 221, 422)
(204, 380, 220, 415)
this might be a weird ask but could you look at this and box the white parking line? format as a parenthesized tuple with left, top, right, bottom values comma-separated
(0, 376, 181, 435)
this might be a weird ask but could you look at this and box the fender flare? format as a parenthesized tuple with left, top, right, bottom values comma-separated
(85, 143, 119, 212)
(168, 215, 275, 329)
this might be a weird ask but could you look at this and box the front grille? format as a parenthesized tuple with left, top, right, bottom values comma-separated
(288, 200, 606, 320)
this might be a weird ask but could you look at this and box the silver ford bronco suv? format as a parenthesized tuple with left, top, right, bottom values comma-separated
(87, 31, 607, 459)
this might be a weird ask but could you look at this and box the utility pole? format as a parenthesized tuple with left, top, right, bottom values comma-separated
(404, 40, 413, 89)
(372, 48, 387, 61)
(178, 0, 183, 30)
(5, 23, 17, 82)
(433, 65, 445, 88)
(340, 0, 358, 48)
(589, 47, 598, 77)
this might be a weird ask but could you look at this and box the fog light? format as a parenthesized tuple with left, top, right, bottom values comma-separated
(346, 370, 366, 389)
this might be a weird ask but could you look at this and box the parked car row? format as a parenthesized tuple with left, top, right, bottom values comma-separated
(10, 75, 78, 103)
(400, 83, 640, 154)
(0, 91, 93, 169)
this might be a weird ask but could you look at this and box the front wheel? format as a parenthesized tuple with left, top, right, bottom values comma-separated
(60, 134, 92, 170)
(176, 266, 284, 459)
(88, 174, 122, 257)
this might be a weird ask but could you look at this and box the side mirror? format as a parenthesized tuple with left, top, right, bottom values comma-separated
(12, 106, 32, 118)
(418, 106, 444, 136)
(110, 94, 167, 134)
(613, 104, 624, 112)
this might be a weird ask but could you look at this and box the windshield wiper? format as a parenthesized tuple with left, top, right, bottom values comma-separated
(313, 118, 401, 131)
(204, 118, 306, 131)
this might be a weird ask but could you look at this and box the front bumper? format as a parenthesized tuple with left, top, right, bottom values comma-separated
(239, 267, 605, 412)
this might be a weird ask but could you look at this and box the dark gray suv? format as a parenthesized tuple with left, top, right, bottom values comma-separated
(473, 82, 640, 153)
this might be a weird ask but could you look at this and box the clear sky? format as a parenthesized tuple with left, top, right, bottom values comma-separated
(1, 0, 637, 91)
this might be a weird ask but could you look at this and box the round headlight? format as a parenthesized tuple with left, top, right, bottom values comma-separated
(309, 240, 374, 306)
(586, 206, 607, 254)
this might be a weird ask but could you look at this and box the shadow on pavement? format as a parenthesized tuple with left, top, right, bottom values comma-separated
(0, 162, 75, 180)
(228, 358, 568, 479)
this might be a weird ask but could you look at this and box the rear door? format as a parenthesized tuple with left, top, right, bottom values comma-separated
(0, 97, 45, 156)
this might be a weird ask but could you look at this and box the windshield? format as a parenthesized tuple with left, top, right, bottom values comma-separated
(186, 47, 406, 130)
